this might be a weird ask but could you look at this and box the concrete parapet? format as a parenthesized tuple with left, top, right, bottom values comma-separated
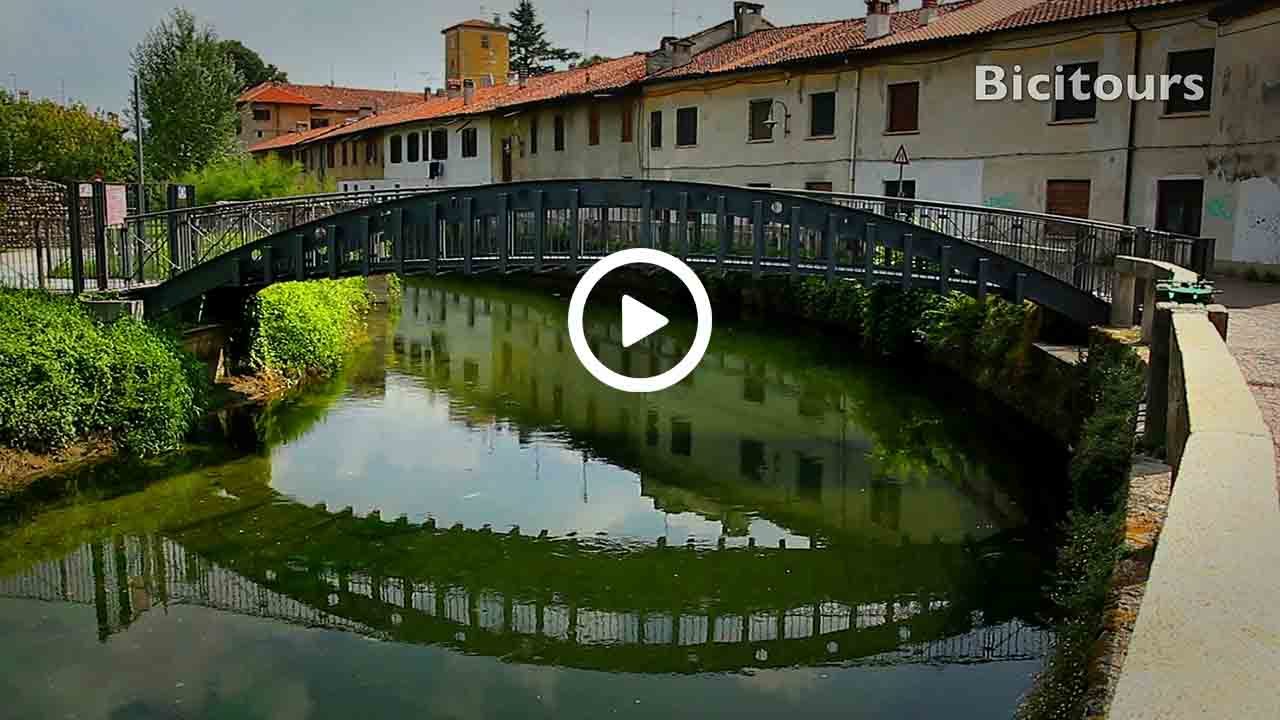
(1111, 256, 1199, 342)
(1110, 309, 1280, 719)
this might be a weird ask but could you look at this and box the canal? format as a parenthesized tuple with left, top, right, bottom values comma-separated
(0, 277, 1067, 719)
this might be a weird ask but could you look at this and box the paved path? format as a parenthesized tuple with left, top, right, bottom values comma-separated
(1217, 278, 1280, 493)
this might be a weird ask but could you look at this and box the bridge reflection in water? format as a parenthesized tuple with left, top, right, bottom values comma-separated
(0, 534, 1049, 673)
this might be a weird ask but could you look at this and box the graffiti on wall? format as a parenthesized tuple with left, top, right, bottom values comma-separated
(1233, 178, 1280, 264)
(983, 193, 1019, 209)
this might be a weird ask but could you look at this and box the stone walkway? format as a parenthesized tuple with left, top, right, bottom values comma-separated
(1216, 278, 1280, 493)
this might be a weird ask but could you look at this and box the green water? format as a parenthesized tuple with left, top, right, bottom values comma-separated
(0, 277, 1067, 719)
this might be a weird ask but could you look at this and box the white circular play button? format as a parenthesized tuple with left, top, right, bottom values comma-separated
(568, 248, 713, 393)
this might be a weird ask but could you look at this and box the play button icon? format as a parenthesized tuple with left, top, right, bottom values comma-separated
(568, 248, 713, 394)
(621, 295, 669, 348)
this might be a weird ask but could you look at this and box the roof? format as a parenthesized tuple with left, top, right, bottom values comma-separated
(237, 82, 423, 112)
(443, 18, 512, 33)
(498, 54, 649, 108)
(246, 124, 340, 153)
(238, 83, 318, 106)
(650, 0, 1194, 82)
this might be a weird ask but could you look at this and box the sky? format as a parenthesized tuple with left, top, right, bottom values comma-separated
(0, 0, 885, 115)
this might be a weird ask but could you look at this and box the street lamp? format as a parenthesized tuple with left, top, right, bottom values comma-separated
(761, 99, 792, 136)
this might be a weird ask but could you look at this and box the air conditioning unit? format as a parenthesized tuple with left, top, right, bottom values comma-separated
(429, 161, 445, 179)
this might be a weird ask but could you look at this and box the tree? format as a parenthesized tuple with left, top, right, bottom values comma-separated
(572, 54, 613, 69)
(132, 8, 242, 180)
(0, 90, 134, 181)
(508, 1, 581, 77)
(220, 40, 288, 90)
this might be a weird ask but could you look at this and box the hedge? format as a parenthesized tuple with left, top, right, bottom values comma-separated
(0, 289, 206, 456)
(1017, 337, 1145, 720)
(245, 277, 372, 376)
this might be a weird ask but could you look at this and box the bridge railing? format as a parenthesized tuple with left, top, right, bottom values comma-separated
(784, 188, 1214, 301)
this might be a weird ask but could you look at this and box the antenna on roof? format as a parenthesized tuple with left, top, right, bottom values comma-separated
(583, 5, 592, 80)
(671, 0, 678, 36)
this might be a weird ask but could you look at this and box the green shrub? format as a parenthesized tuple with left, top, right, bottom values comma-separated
(0, 290, 205, 455)
(177, 154, 333, 204)
(1070, 340, 1145, 512)
(246, 278, 371, 376)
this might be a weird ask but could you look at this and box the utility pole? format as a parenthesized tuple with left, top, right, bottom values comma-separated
(133, 74, 146, 215)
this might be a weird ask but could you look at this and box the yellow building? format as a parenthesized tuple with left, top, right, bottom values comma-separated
(443, 18, 511, 88)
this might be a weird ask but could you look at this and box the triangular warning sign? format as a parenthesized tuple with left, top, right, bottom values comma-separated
(892, 144, 910, 165)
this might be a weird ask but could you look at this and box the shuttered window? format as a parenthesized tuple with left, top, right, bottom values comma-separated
(621, 101, 634, 143)
(810, 91, 836, 137)
(676, 107, 698, 147)
(554, 115, 565, 151)
(390, 135, 402, 164)
(588, 106, 601, 146)
(887, 82, 919, 132)
(407, 133, 419, 163)
(650, 111, 663, 149)
(530, 115, 539, 155)
(749, 99, 773, 141)
(1165, 49, 1213, 114)
(431, 129, 448, 160)
(461, 128, 478, 158)
(1046, 180, 1091, 218)
(1053, 62, 1098, 121)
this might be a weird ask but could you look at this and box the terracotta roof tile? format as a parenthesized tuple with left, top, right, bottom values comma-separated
(979, 0, 1193, 33)
(237, 82, 423, 112)
(246, 124, 340, 153)
(238, 84, 318, 106)
(498, 55, 649, 107)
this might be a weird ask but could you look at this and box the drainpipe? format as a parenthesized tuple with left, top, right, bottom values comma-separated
(849, 66, 862, 192)
(1122, 16, 1142, 225)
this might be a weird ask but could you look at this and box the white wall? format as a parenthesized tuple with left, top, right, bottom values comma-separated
(378, 117, 494, 190)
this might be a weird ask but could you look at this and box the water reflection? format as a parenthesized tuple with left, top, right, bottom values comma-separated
(0, 278, 1066, 718)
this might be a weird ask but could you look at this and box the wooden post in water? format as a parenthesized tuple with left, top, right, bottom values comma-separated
(361, 215, 373, 276)
(677, 192, 689, 259)
(534, 191, 545, 271)
(263, 244, 274, 284)
(976, 257, 989, 303)
(902, 233, 914, 289)
(825, 213, 837, 283)
(462, 197, 474, 275)
(789, 207, 802, 276)
(326, 224, 338, 278)
(427, 204, 439, 275)
(939, 245, 952, 293)
(752, 201, 764, 278)
(568, 188, 580, 272)
(641, 189, 653, 248)
(716, 195, 728, 268)
(295, 233, 306, 281)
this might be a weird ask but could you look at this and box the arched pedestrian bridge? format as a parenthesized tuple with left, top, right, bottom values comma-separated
(133, 179, 1168, 326)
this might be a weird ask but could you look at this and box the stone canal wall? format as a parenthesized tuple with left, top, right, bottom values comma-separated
(1109, 305, 1280, 718)
(0, 177, 68, 250)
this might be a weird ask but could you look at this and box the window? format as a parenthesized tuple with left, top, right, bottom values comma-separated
(341, 143, 348, 166)
(1166, 49, 1214, 114)
(588, 106, 601, 146)
(650, 110, 663, 149)
(390, 135, 403, 164)
(1155, 179, 1204, 236)
(554, 115, 565, 151)
(883, 179, 916, 218)
(462, 127, 478, 157)
(805, 181, 833, 192)
(326, 143, 335, 168)
(366, 140, 376, 164)
(887, 82, 919, 132)
(255, 130, 263, 138)
(352, 142, 361, 166)
(621, 101, 634, 143)
(810, 91, 836, 137)
(1053, 62, 1098, 121)
(431, 129, 448, 159)
(1045, 179, 1092, 239)
(252, 107, 270, 121)
(748, 99, 773, 141)
(530, 115, 539, 155)
(407, 132, 420, 162)
(676, 107, 698, 146)
(480, 34, 490, 49)
(311, 118, 330, 129)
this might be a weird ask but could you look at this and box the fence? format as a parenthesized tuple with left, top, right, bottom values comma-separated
(0, 181, 1215, 306)
(788, 188, 1214, 301)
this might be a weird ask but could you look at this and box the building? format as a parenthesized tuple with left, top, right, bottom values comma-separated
(247, 0, 1279, 270)
(236, 82, 421, 149)
(444, 18, 513, 88)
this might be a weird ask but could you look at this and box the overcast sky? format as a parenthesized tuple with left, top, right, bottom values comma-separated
(0, 1, 888, 114)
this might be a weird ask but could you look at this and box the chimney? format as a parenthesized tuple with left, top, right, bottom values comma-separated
(446, 81, 461, 99)
(734, 2, 767, 38)
(480, 74, 494, 88)
(919, 0, 939, 25)
(463, 79, 476, 105)
(359, 104, 374, 118)
(672, 39, 695, 68)
(423, 86, 432, 100)
(865, 0, 894, 41)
